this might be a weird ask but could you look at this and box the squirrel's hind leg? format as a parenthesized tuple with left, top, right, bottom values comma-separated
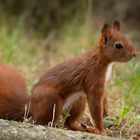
(64, 94, 96, 133)
(31, 86, 64, 126)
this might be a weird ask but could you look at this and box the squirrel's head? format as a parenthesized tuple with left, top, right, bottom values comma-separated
(99, 21, 136, 62)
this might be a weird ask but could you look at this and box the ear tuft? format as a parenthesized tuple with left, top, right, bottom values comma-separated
(113, 20, 121, 31)
(101, 23, 111, 44)
(102, 23, 110, 34)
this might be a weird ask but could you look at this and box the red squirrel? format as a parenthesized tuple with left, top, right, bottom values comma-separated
(31, 21, 136, 134)
(0, 21, 136, 135)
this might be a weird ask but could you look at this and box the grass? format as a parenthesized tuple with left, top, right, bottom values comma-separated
(0, 18, 139, 139)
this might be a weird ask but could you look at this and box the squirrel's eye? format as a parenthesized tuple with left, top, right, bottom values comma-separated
(115, 42, 123, 49)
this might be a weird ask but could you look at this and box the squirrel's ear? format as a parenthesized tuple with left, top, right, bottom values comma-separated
(101, 23, 111, 44)
(113, 20, 121, 31)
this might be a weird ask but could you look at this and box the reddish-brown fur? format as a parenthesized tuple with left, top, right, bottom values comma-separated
(0, 21, 136, 135)
(0, 65, 29, 121)
(31, 21, 136, 134)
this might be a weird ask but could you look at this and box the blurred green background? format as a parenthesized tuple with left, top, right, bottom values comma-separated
(0, 0, 139, 138)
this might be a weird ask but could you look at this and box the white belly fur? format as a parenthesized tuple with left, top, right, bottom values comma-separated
(63, 92, 85, 111)
(105, 63, 113, 83)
